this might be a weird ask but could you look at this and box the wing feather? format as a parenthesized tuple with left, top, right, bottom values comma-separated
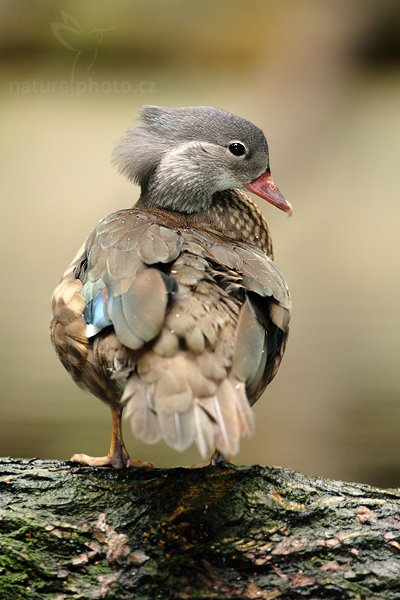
(53, 206, 290, 458)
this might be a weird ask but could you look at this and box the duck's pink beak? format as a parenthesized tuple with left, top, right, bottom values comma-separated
(245, 170, 293, 214)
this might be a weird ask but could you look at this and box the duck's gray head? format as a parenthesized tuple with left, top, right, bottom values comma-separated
(113, 105, 292, 214)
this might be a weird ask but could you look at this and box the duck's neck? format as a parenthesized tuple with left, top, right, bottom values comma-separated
(138, 180, 212, 214)
(137, 189, 273, 258)
(189, 190, 273, 258)
(137, 150, 217, 214)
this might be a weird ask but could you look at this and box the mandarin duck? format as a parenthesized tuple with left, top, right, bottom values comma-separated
(50, 106, 292, 468)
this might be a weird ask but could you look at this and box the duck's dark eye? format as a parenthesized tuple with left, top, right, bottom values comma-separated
(228, 142, 246, 157)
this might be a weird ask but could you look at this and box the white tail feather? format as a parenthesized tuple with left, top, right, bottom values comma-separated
(157, 409, 195, 451)
(230, 379, 255, 436)
(215, 380, 241, 456)
(124, 377, 161, 444)
(124, 361, 255, 457)
(193, 403, 216, 458)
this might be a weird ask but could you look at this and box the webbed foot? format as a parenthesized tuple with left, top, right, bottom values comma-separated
(190, 450, 232, 468)
(70, 453, 154, 469)
(69, 405, 154, 469)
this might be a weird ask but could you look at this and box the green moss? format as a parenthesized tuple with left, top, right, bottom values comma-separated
(0, 459, 399, 599)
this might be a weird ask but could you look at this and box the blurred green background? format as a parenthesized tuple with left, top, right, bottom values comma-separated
(1, 0, 399, 486)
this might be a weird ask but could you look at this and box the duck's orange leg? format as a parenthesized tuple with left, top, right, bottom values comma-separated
(70, 406, 154, 469)
(190, 449, 232, 469)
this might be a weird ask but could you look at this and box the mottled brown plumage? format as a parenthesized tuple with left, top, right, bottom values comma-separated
(50, 106, 291, 468)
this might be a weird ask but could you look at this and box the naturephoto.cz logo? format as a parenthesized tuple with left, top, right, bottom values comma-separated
(9, 11, 156, 97)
